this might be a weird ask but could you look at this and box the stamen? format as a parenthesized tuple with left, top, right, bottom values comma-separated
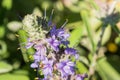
(48, 9, 54, 26)
(17, 47, 20, 50)
(17, 14, 23, 21)
(15, 34, 19, 37)
(44, 8, 46, 19)
(61, 19, 68, 28)
(50, 9, 54, 19)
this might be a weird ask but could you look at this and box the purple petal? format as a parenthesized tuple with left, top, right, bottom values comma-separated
(34, 44, 46, 54)
(57, 29, 70, 40)
(26, 42, 34, 49)
(65, 48, 77, 55)
(30, 62, 38, 68)
(76, 75, 84, 80)
(63, 66, 71, 74)
(33, 54, 41, 62)
(50, 26, 57, 36)
(75, 54, 79, 60)
(66, 61, 75, 67)
(46, 36, 60, 51)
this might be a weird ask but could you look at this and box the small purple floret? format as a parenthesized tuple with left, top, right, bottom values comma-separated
(47, 35, 60, 51)
(65, 48, 77, 55)
(57, 60, 75, 78)
(42, 58, 53, 77)
(30, 62, 38, 68)
(57, 28, 70, 40)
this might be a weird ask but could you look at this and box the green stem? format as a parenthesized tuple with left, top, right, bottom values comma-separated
(81, 10, 95, 53)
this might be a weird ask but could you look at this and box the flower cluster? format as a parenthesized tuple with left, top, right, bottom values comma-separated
(22, 11, 87, 80)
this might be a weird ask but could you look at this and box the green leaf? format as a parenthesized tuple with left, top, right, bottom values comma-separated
(2, 0, 12, 10)
(101, 25, 111, 45)
(68, 22, 84, 47)
(76, 61, 88, 73)
(0, 61, 13, 74)
(0, 74, 29, 80)
(97, 58, 120, 80)
(0, 26, 5, 38)
(115, 36, 120, 45)
(13, 70, 29, 75)
(7, 21, 22, 32)
(94, 25, 111, 45)
(0, 40, 9, 58)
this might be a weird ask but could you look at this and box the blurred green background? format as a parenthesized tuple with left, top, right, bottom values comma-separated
(0, 0, 120, 80)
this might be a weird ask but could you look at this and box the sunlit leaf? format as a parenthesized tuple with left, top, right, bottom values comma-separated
(95, 25, 111, 45)
(0, 74, 29, 80)
(68, 22, 84, 47)
(76, 61, 88, 73)
(0, 61, 13, 74)
(2, 0, 12, 10)
(7, 21, 22, 32)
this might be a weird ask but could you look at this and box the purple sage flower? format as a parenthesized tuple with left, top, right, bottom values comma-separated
(33, 52, 46, 62)
(46, 35, 60, 51)
(65, 48, 79, 60)
(42, 58, 54, 77)
(50, 26, 57, 36)
(33, 44, 47, 62)
(61, 40, 69, 46)
(50, 26, 69, 41)
(22, 11, 86, 80)
(57, 28, 70, 40)
(34, 43, 46, 53)
(56, 60, 75, 78)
